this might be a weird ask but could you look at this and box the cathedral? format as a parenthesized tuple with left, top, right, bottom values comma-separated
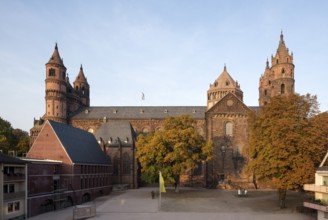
(30, 32, 295, 188)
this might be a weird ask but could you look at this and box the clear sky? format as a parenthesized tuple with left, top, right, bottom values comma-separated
(0, 0, 327, 132)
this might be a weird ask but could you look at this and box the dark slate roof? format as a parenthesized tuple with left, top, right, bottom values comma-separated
(94, 121, 136, 147)
(248, 106, 261, 113)
(70, 106, 207, 120)
(48, 120, 109, 164)
(71, 105, 261, 120)
(0, 153, 27, 164)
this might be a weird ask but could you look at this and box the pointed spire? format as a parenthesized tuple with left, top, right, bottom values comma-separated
(266, 58, 269, 69)
(224, 63, 227, 72)
(277, 31, 287, 53)
(280, 30, 283, 41)
(74, 64, 88, 83)
(47, 43, 64, 66)
(272, 31, 293, 64)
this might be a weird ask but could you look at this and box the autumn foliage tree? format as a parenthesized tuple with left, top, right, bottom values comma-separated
(136, 115, 213, 191)
(247, 94, 328, 208)
(0, 116, 30, 156)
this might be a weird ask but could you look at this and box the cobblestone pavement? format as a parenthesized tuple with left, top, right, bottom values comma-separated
(29, 187, 315, 220)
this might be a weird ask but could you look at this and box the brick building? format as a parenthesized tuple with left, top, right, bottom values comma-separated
(30, 32, 295, 188)
(27, 120, 112, 217)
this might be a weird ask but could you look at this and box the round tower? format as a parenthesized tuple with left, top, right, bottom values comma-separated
(44, 43, 68, 123)
(259, 32, 295, 106)
(73, 65, 90, 106)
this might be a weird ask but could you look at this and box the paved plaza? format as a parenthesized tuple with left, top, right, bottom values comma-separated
(29, 187, 315, 220)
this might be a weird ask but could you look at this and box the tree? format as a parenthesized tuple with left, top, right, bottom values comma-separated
(136, 115, 213, 191)
(247, 94, 328, 208)
(0, 116, 14, 154)
(0, 117, 30, 155)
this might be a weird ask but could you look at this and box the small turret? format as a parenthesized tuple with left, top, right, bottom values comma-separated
(73, 65, 90, 106)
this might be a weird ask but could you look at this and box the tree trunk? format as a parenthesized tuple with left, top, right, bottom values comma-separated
(252, 174, 258, 189)
(278, 188, 287, 209)
(175, 176, 180, 193)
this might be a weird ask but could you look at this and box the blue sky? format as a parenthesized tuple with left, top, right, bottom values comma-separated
(0, 0, 327, 132)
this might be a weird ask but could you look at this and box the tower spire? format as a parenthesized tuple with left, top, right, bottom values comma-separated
(47, 43, 64, 66)
(266, 58, 269, 69)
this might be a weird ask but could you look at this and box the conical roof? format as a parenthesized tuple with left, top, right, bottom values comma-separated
(74, 65, 88, 84)
(47, 43, 64, 66)
(275, 32, 289, 60)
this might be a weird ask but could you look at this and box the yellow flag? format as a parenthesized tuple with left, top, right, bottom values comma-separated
(159, 171, 166, 193)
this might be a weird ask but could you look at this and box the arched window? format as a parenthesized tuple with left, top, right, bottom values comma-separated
(225, 122, 233, 136)
(281, 68, 285, 74)
(113, 154, 119, 175)
(49, 68, 56, 77)
(281, 84, 285, 94)
(122, 152, 130, 175)
(264, 89, 267, 96)
(276, 59, 279, 64)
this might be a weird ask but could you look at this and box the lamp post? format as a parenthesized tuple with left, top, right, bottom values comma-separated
(221, 145, 226, 180)
(117, 138, 123, 185)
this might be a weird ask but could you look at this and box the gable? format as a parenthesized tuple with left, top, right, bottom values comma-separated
(27, 122, 72, 164)
(206, 93, 251, 115)
(49, 120, 109, 164)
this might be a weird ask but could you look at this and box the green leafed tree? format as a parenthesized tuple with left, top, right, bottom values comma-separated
(136, 115, 213, 191)
(247, 94, 328, 208)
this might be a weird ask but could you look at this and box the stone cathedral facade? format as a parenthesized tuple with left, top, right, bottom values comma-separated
(30, 33, 295, 188)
